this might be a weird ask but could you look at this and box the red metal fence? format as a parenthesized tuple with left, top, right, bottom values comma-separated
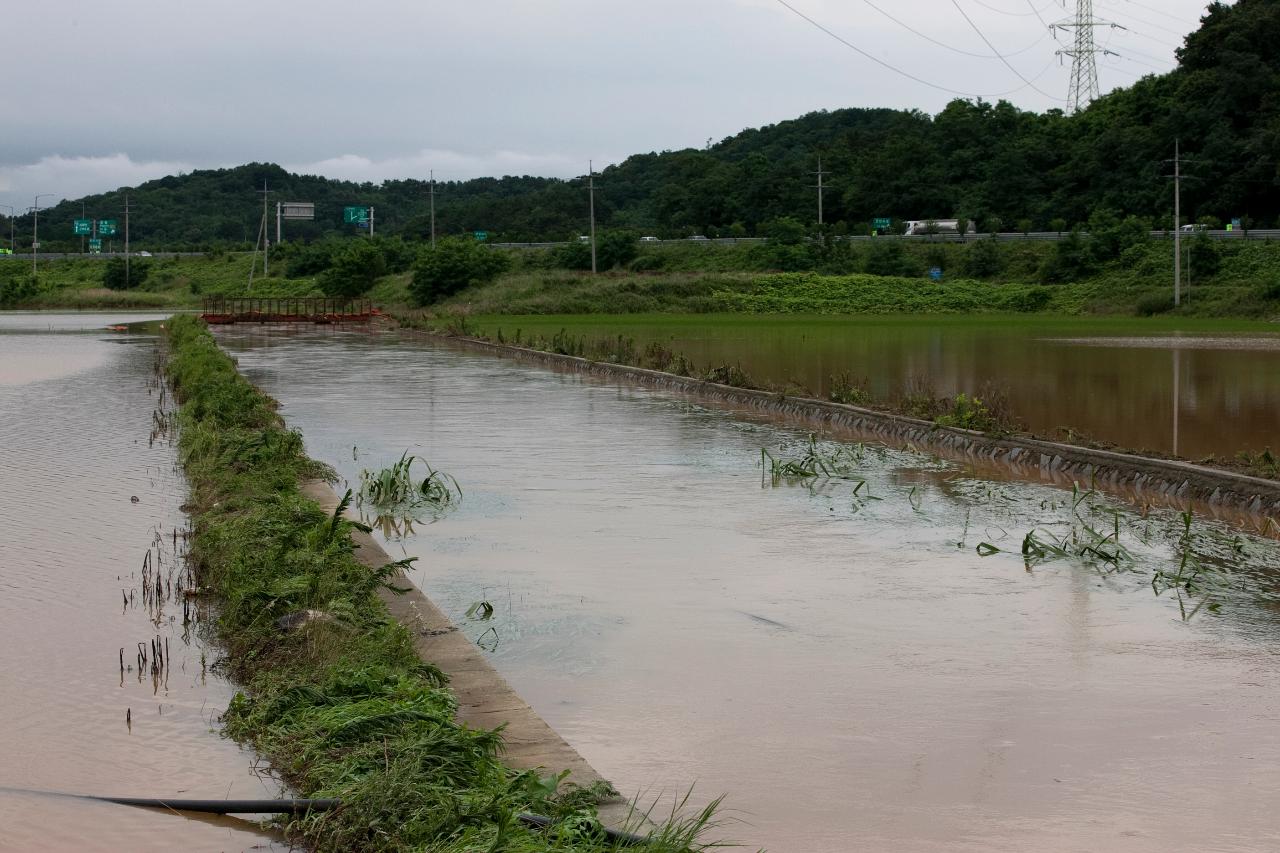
(201, 297, 375, 324)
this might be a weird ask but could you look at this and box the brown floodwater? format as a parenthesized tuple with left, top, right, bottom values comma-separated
(218, 325, 1280, 853)
(0, 313, 286, 852)
(468, 315, 1280, 460)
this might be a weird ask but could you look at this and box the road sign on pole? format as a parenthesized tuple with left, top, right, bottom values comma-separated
(282, 202, 315, 220)
(99, 219, 118, 236)
(343, 206, 369, 224)
(88, 238, 102, 253)
(473, 231, 488, 241)
(73, 219, 93, 235)
(873, 217, 891, 231)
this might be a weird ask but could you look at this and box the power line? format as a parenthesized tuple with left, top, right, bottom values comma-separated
(1095, 0, 1193, 38)
(1024, 0, 1055, 29)
(860, 0, 1050, 59)
(1112, 0, 1199, 26)
(949, 0, 1065, 101)
(970, 0, 1059, 17)
(770, 0, 1000, 99)
(771, 0, 1067, 102)
(1120, 27, 1181, 50)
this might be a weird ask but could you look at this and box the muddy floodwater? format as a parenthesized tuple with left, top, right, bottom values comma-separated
(218, 325, 1280, 853)
(468, 315, 1280, 460)
(0, 313, 285, 852)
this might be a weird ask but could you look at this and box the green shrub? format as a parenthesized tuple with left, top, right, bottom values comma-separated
(1001, 285, 1052, 312)
(1135, 290, 1175, 316)
(319, 240, 386, 297)
(103, 258, 150, 290)
(0, 273, 40, 307)
(629, 253, 666, 272)
(935, 393, 997, 431)
(409, 238, 510, 305)
(1039, 229, 1093, 283)
(963, 236, 1003, 278)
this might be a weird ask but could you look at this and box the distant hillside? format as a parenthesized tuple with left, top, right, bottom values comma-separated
(12, 0, 1278, 250)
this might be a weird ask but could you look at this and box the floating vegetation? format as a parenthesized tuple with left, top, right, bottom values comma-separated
(466, 600, 495, 620)
(357, 451, 461, 512)
(761, 434, 864, 484)
(751, 431, 1280, 623)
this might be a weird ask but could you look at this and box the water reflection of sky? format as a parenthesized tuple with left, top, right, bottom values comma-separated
(223, 327, 1280, 853)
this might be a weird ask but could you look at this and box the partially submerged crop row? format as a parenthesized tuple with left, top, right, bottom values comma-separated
(164, 315, 716, 852)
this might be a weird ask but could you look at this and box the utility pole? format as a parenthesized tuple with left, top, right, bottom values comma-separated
(1052, 1, 1122, 113)
(33, 193, 53, 277)
(429, 170, 436, 248)
(369, 206, 375, 238)
(259, 181, 269, 275)
(810, 156, 828, 226)
(81, 201, 85, 254)
(0, 205, 13, 255)
(588, 161, 597, 275)
(276, 201, 282, 246)
(124, 193, 131, 287)
(1171, 140, 1182, 307)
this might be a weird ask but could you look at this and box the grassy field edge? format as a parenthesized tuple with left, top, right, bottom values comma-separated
(164, 315, 718, 852)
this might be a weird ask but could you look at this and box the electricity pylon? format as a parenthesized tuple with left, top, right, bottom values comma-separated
(1051, 0, 1123, 113)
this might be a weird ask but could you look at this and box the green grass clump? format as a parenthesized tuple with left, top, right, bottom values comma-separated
(166, 315, 721, 852)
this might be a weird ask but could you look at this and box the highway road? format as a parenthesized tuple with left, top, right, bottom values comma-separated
(3, 230, 1277, 259)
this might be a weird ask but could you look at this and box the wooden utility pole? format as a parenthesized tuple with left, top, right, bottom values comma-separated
(260, 181, 269, 275)
(588, 161, 597, 275)
(125, 194, 131, 287)
(429, 170, 437, 248)
(1173, 140, 1181, 306)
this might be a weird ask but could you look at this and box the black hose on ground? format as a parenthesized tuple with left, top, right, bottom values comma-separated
(2, 788, 651, 846)
(91, 795, 340, 815)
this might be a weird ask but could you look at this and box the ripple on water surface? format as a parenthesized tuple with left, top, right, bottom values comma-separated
(0, 319, 284, 852)
(218, 327, 1280, 853)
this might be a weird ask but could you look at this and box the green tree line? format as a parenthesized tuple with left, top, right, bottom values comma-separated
(4, 0, 1276, 251)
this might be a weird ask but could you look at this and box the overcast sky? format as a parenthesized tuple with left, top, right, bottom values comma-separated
(1, 0, 1222, 211)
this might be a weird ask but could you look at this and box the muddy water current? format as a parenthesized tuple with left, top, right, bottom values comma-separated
(468, 316, 1280, 460)
(0, 314, 285, 852)
(217, 325, 1280, 853)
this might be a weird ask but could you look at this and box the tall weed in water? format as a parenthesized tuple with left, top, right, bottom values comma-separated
(358, 451, 461, 511)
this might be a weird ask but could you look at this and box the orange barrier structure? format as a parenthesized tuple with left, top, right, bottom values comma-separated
(201, 297, 376, 324)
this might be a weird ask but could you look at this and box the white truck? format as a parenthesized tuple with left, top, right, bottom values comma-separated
(903, 219, 977, 236)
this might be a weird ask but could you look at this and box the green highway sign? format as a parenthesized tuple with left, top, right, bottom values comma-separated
(872, 217, 891, 230)
(98, 219, 118, 236)
(73, 219, 93, 235)
(473, 231, 488, 241)
(343, 206, 369, 224)
(88, 238, 102, 252)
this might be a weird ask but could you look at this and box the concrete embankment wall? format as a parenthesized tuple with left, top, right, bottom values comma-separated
(429, 333, 1280, 524)
(299, 480, 637, 830)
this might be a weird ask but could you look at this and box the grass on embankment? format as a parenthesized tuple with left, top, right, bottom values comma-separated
(166, 315, 721, 852)
(424, 238, 1280, 319)
(2, 254, 322, 309)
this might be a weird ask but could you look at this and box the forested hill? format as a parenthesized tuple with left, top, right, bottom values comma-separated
(18, 0, 1279, 249)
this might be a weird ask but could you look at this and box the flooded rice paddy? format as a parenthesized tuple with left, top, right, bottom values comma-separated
(0, 313, 284, 852)
(220, 325, 1280, 853)
(467, 315, 1280, 460)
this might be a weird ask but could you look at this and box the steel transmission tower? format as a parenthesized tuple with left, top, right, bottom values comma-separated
(1052, 0, 1121, 113)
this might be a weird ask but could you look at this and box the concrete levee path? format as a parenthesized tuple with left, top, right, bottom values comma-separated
(300, 480, 638, 831)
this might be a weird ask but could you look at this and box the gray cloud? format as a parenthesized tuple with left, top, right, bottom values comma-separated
(1, 0, 1221, 211)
